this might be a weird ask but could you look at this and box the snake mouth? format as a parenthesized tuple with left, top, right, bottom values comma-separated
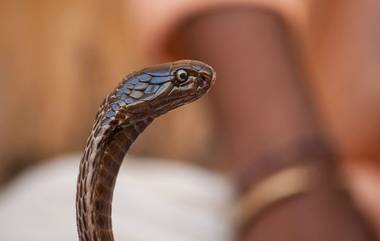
(145, 89, 203, 117)
(152, 92, 199, 109)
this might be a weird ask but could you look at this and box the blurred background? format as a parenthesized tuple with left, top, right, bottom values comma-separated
(0, 0, 379, 240)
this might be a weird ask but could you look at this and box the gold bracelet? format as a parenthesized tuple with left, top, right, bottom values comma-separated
(232, 164, 321, 231)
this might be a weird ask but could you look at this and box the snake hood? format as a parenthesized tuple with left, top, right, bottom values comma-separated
(108, 60, 215, 117)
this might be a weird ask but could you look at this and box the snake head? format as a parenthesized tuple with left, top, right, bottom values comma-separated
(110, 60, 215, 117)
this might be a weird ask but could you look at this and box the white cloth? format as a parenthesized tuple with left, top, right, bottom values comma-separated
(0, 154, 234, 241)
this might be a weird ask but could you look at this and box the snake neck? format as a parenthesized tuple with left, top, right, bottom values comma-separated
(76, 114, 153, 241)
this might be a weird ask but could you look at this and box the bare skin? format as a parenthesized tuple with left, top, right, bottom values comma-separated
(171, 7, 377, 241)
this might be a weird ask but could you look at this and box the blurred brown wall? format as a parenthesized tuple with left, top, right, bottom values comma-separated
(0, 0, 136, 182)
(0, 0, 214, 185)
(0, 0, 379, 185)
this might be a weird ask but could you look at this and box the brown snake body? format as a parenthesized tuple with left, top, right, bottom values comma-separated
(76, 60, 215, 241)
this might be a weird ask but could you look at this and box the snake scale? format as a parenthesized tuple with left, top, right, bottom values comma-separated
(76, 60, 215, 241)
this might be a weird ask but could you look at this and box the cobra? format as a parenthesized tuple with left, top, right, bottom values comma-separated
(76, 60, 215, 241)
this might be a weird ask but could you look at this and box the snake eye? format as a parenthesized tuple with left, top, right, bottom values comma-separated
(175, 69, 188, 83)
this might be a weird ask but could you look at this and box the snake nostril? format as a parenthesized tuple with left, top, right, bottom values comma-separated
(198, 75, 208, 88)
(198, 76, 206, 88)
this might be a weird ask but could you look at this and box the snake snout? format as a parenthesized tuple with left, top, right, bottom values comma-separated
(197, 65, 215, 92)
